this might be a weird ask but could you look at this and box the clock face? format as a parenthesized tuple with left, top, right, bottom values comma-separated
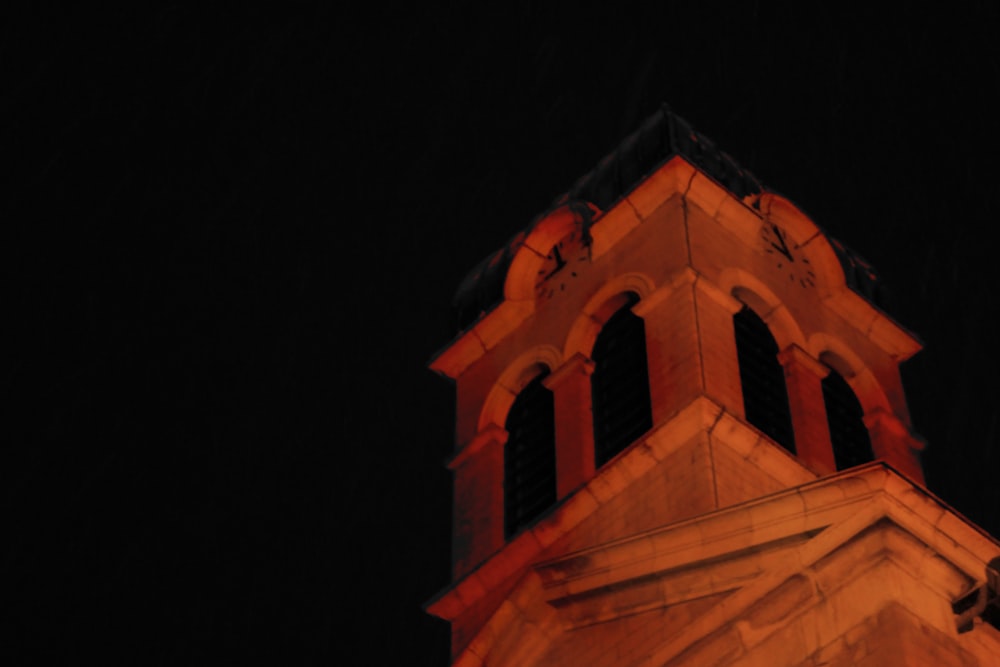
(761, 222, 816, 288)
(535, 229, 590, 300)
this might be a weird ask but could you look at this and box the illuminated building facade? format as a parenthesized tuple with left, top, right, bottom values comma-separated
(427, 106, 1000, 666)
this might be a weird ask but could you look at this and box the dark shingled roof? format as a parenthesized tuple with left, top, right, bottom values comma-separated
(453, 104, 888, 332)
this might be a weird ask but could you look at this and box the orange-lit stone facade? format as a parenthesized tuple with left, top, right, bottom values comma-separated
(427, 154, 1000, 665)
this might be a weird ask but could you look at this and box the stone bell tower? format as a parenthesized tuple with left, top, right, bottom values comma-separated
(426, 106, 1000, 666)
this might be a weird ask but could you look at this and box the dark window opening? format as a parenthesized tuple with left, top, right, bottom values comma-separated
(592, 296, 653, 468)
(822, 369, 874, 470)
(504, 372, 556, 538)
(734, 306, 796, 454)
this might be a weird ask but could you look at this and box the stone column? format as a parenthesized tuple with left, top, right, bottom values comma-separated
(693, 277, 745, 417)
(778, 345, 836, 475)
(632, 270, 702, 425)
(633, 271, 746, 425)
(544, 353, 596, 500)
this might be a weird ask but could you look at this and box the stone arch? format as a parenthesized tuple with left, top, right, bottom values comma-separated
(563, 271, 657, 359)
(568, 273, 656, 468)
(808, 333, 893, 416)
(478, 345, 563, 433)
(718, 267, 808, 352)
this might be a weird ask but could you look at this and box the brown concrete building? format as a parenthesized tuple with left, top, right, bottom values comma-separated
(426, 107, 1000, 666)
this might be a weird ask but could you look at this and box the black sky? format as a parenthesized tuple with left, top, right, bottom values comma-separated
(11, 5, 1000, 665)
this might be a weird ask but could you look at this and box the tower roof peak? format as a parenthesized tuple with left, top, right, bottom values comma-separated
(453, 104, 888, 332)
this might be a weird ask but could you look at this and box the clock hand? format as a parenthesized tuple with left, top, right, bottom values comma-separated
(770, 225, 794, 261)
(545, 246, 567, 278)
(552, 246, 566, 267)
(770, 242, 794, 261)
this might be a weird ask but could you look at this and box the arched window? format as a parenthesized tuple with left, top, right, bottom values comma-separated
(504, 371, 556, 538)
(591, 296, 653, 468)
(734, 305, 796, 454)
(822, 369, 874, 470)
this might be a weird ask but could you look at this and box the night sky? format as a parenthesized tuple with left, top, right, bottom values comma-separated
(12, 5, 1000, 665)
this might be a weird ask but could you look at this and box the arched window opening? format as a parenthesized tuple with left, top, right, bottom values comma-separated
(822, 369, 874, 470)
(734, 305, 796, 454)
(504, 371, 556, 539)
(592, 295, 653, 468)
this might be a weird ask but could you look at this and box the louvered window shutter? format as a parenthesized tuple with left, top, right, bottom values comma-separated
(504, 373, 556, 538)
(592, 300, 653, 468)
(822, 370, 874, 470)
(734, 306, 796, 454)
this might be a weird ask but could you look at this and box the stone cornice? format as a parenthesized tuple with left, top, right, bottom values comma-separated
(537, 462, 999, 604)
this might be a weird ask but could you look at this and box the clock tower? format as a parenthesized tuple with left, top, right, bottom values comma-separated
(427, 106, 1000, 666)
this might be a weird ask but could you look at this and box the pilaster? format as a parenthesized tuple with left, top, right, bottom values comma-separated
(694, 277, 745, 416)
(544, 353, 597, 499)
(778, 344, 837, 475)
